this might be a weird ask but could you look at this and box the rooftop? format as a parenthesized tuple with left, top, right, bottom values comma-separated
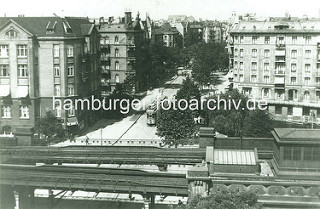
(272, 128, 320, 143)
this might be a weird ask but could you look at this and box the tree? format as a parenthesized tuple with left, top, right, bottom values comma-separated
(189, 42, 229, 85)
(34, 111, 65, 144)
(156, 107, 195, 147)
(204, 90, 273, 137)
(178, 191, 262, 209)
(176, 76, 201, 102)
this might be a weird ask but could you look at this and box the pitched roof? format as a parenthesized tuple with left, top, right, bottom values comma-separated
(0, 16, 94, 38)
(154, 23, 179, 35)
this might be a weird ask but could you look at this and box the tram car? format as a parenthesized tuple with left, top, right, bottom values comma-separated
(146, 102, 157, 126)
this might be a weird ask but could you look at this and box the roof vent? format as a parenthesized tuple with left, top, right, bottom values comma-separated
(63, 22, 72, 34)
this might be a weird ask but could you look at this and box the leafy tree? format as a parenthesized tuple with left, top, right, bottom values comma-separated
(156, 107, 195, 147)
(178, 191, 262, 209)
(205, 89, 273, 137)
(34, 111, 65, 144)
(189, 42, 229, 85)
(176, 76, 201, 102)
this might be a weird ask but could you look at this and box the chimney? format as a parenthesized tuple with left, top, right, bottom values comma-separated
(99, 17, 104, 24)
(124, 11, 132, 26)
(108, 16, 114, 23)
(303, 14, 308, 20)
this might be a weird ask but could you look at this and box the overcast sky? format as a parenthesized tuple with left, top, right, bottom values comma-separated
(1, 0, 320, 20)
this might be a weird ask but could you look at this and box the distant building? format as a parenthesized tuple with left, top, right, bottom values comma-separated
(152, 23, 182, 47)
(229, 17, 320, 123)
(203, 21, 225, 44)
(0, 16, 100, 144)
(97, 12, 147, 95)
(185, 22, 203, 47)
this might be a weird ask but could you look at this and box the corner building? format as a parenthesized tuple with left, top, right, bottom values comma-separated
(0, 16, 100, 144)
(229, 17, 320, 123)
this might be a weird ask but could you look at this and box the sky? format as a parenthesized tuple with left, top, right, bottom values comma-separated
(1, 0, 320, 21)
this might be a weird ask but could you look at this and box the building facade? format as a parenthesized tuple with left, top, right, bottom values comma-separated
(229, 17, 320, 123)
(153, 22, 182, 48)
(97, 12, 147, 96)
(0, 16, 100, 144)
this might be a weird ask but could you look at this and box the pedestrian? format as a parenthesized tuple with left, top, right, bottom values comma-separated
(85, 135, 89, 145)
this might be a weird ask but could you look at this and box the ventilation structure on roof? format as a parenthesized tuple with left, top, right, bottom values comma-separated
(46, 21, 57, 34)
(63, 22, 72, 34)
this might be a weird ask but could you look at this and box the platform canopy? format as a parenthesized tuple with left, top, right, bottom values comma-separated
(213, 149, 256, 165)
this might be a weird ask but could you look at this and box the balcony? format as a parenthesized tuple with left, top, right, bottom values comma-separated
(275, 56, 285, 62)
(100, 56, 110, 62)
(276, 43, 286, 49)
(315, 72, 320, 77)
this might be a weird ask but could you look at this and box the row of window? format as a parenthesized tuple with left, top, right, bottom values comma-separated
(234, 73, 320, 85)
(53, 45, 74, 58)
(234, 35, 312, 45)
(100, 36, 120, 45)
(283, 146, 320, 161)
(234, 61, 320, 73)
(0, 64, 28, 77)
(234, 48, 318, 59)
(53, 65, 74, 77)
(54, 84, 75, 96)
(0, 45, 27, 57)
(1, 105, 29, 119)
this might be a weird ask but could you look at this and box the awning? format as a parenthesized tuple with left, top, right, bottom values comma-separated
(67, 117, 78, 126)
(16, 86, 29, 98)
(0, 85, 10, 97)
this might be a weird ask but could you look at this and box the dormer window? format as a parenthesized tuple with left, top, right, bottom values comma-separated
(5, 29, 18, 38)
(63, 22, 72, 34)
(46, 21, 57, 34)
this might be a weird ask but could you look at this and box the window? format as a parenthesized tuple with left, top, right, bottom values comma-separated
(17, 45, 27, 57)
(55, 105, 61, 117)
(263, 88, 270, 97)
(235, 36, 239, 43)
(0, 65, 9, 77)
(239, 49, 243, 57)
(250, 75, 257, 82)
(6, 30, 17, 38)
(115, 48, 119, 57)
(67, 84, 75, 96)
(292, 36, 297, 44)
(304, 77, 310, 85)
(54, 85, 61, 96)
(264, 49, 270, 58)
(115, 61, 119, 70)
(234, 48, 238, 57)
(288, 106, 293, 115)
(292, 147, 301, 160)
(291, 77, 297, 84)
(115, 36, 119, 44)
(18, 65, 28, 77)
(316, 78, 320, 85)
(283, 147, 292, 160)
(264, 63, 269, 71)
(115, 74, 120, 83)
(305, 64, 311, 73)
(264, 75, 269, 83)
(265, 36, 270, 44)
(67, 65, 74, 76)
(54, 66, 60, 77)
(291, 63, 296, 73)
(243, 88, 251, 96)
(251, 62, 257, 71)
(291, 50, 297, 58)
(240, 36, 244, 43)
(105, 37, 110, 44)
(20, 106, 29, 119)
(304, 91, 310, 100)
(68, 108, 75, 116)
(239, 74, 244, 82)
(234, 61, 238, 69)
(67, 45, 74, 57)
(252, 49, 257, 57)
(313, 147, 320, 161)
(304, 147, 312, 161)
(305, 36, 311, 45)
(239, 62, 244, 70)
(1, 106, 11, 118)
(305, 50, 311, 59)
(0, 45, 9, 57)
(53, 45, 59, 57)
(278, 36, 285, 45)
(275, 106, 282, 115)
(252, 36, 257, 44)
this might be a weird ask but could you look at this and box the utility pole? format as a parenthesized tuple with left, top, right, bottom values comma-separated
(100, 128, 103, 146)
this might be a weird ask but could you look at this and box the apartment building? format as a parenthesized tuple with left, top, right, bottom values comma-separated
(0, 16, 100, 144)
(153, 22, 182, 47)
(229, 17, 320, 123)
(97, 12, 147, 96)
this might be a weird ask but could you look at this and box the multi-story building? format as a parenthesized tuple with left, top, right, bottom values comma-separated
(229, 17, 320, 123)
(97, 12, 147, 95)
(0, 16, 100, 144)
(203, 21, 225, 44)
(153, 22, 182, 48)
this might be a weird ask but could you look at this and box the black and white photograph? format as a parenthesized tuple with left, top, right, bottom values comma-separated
(0, 0, 320, 208)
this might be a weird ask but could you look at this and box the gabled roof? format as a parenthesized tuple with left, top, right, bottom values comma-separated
(154, 23, 180, 35)
(0, 16, 94, 38)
